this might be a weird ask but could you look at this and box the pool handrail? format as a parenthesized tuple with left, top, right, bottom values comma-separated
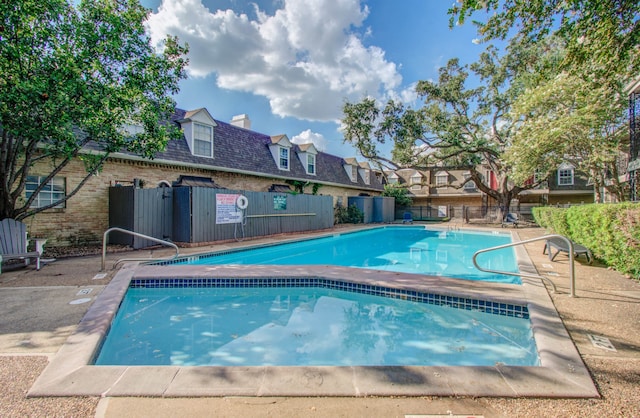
(101, 227, 180, 271)
(473, 234, 577, 297)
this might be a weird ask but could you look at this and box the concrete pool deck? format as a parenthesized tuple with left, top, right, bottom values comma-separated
(1, 225, 639, 416)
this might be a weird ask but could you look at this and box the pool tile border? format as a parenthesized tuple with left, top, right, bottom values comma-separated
(130, 277, 529, 318)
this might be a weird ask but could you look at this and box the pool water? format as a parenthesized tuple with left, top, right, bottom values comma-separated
(94, 286, 539, 367)
(172, 227, 520, 284)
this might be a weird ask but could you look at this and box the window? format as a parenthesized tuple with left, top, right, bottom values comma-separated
(410, 173, 421, 191)
(435, 171, 448, 187)
(351, 165, 358, 182)
(193, 123, 213, 157)
(307, 154, 316, 175)
(363, 169, 370, 185)
(557, 164, 574, 185)
(463, 172, 476, 190)
(26, 176, 66, 208)
(279, 146, 289, 170)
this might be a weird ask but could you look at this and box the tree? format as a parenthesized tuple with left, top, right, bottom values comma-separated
(506, 72, 629, 202)
(343, 44, 545, 217)
(0, 0, 188, 220)
(381, 184, 413, 207)
(448, 0, 640, 81)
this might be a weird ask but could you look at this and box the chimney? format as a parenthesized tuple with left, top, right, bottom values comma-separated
(230, 114, 251, 130)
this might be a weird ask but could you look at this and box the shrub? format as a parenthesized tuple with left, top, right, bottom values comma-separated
(334, 204, 364, 224)
(533, 203, 640, 279)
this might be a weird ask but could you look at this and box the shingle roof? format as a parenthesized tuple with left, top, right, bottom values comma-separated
(87, 108, 383, 192)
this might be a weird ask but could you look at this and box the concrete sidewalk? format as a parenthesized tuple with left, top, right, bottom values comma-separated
(1, 226, 639, 417)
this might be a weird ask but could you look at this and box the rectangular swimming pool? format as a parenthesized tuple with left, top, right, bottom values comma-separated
(164, 226, 520, 284)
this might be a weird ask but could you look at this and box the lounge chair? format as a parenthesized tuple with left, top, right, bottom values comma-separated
(0, 219, 47, 274)
(543, 236, 593, 264)
(501, 213, 519, 228)
(402, 212, 413, 224)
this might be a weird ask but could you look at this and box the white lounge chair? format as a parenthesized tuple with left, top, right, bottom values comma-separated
(0, 219, 47, 274)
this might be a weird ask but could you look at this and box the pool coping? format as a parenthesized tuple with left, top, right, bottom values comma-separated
(28, 230, 600, 398)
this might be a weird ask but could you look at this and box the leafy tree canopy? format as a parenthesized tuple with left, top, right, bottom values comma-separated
(381, 184, 413, 207)
(448, 0, 640, 81)
(343, 42, 549, 215)
(0, 0, 188, 220)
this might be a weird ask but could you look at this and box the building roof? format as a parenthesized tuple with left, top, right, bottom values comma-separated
(86, 108, 383, 192)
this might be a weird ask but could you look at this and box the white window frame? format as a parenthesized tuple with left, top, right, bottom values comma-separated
(435, 172, 448, 187)
(351, 165, 358, 182)
(193, 122, 213, 157)
(306, 154, 316, 175)
(463, 172, 476, 190)
(279, 146, 290, 170)
(26, 176, 66, 209)
(363, 169, 370, 185)
(557, 163, 574, 186)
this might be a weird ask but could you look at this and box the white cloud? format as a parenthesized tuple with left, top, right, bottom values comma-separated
(291, 129, 328, 152)
(146, 0, 403, 122)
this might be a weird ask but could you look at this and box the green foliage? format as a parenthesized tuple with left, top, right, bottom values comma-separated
(533, 204, 640, 279)
(0, 0, 189, 220)
(448, 0, 640, 81)
(334, 204, 364, 224)
(381, 185, 413, 207)
(342, 43, 551, 216)
(507, 69, 628, 202)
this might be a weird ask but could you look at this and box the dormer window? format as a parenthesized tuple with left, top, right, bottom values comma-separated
(435, 171, 449, 187)
(362, 169, 370, 185)
(296, 143, 318, 175)
(178, 108, 217, 158)
(269, 135, 293, 171)
(410, 172, 422, 191)
(387, 173, 399, 185)
(193, 123, 213, 157)
(557, 162, 575, 185)
(279, 146, 290, 170)
(307, 154, 316, 175)
(351, 165, 358, 182)
(463, 171, 476, 190)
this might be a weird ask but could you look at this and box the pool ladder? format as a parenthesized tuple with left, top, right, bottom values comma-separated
(101, 227, 180, 270)
(473, 234, 578, 297)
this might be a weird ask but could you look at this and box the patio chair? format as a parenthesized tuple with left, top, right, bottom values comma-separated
(501, 213, 519, 228)
(402, 212, 413, 224)
(0, 218, 47, 274)
(543, 236, 593, 264)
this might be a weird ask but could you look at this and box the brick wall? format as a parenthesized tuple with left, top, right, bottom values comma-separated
(24, 157, 378, 246)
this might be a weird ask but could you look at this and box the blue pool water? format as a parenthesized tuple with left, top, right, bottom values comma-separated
(95, 282, 539, 367)
(170, 227, 520, 284)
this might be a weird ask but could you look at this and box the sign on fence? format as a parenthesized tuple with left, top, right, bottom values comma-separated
(216, 193, 242, 224)
(273, 195, 287, 210)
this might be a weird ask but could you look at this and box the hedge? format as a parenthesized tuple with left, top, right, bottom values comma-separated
(532, 203, 640, 279)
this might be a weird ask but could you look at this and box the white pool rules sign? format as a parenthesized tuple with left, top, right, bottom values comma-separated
(216, 193, 242, 224)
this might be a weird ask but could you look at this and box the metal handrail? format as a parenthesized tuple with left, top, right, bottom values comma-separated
(101, 227, 180, 271)
(472, 234, 577, 297)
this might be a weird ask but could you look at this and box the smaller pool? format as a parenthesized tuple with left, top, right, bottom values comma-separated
(94, 279, 539, 367)
(165, 227, 520, 284)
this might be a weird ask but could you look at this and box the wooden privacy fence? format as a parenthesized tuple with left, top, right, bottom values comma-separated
(109, 186, 334, 248)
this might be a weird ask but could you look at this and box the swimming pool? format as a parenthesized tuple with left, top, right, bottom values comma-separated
(94, 278, 538, 367)
(165, 226, 521, 284)
(30, 227, 599, 398)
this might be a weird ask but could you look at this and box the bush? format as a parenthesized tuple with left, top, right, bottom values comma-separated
(334, 204, 364, 224)
(533, 203, 640, 279)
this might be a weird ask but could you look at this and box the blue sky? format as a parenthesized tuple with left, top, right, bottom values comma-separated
(142, 0, 487, 158)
